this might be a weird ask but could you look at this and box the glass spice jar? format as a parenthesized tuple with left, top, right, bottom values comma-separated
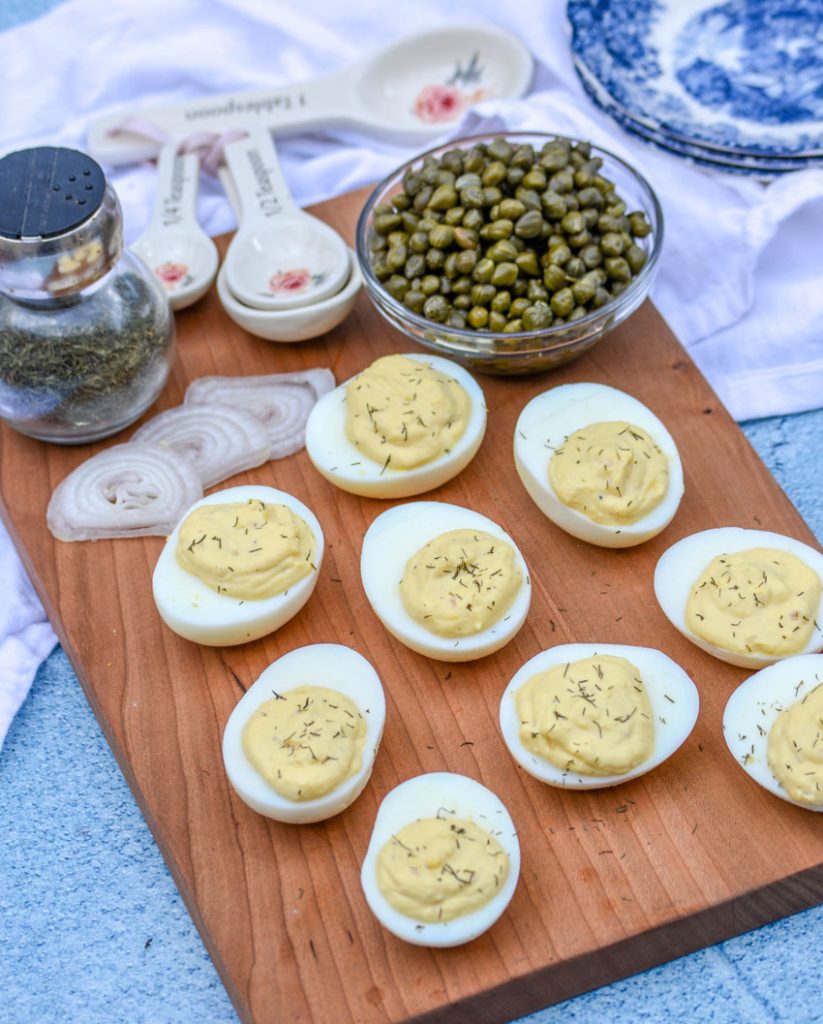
(0, 146, 175, 443)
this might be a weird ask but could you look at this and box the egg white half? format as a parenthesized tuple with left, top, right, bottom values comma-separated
(360, 772, 520, 947)
(152, 484, 324, 646)
(654, 527, 823, 669)
(499, 643, 699, 789)
(723, 653, 823, 812)
(513, 382, 684, 548)
(360, 501, 531, 662)
(222, 643, 386, 823)
(304, 352, 487, 499)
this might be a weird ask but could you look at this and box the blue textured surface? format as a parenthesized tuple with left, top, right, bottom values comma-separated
(567, 0, 823, 157)
(2, 2, 823, 1022)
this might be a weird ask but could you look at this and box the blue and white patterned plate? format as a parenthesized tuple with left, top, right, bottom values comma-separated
(567, 0, 823, 158)
(577, 71, 819, 178)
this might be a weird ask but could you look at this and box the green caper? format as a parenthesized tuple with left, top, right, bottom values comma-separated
(581, 208, 600, 230)
(569, 305, 589, 321)
(541, 190, 568, 220)
(464, 147, 485, 173)
(420, 274, 441, 296)
(550, 287, 575, 317)
(372, 255, 391, 281)
(484, 219, 514, 241)
(451, 251, 476, 276)
(423, 295, 450, 322)
(412, 185, 433, 211)
(425, 248, 446, 270)
(386, 245, 407, 272)
(428, 224, 455, 249)
(453, 227, 479, 251)
(549, 169, 574, 194)
(498, 198, 526, 220)
(471, 283, 496, 306)
(527, 279, 549, 303)
(482, 160, 507, 187)
(405, 253, 426, 279)
(467, 305, 489, 329)
(511, 143, 535, 169)
(487, 239, 519, 263)
(611, 280, 629, 297)
(374, 212, 402, 235)
(461, 185, 485, 210)
(571, 275, 596, 305)
(440, 149, 464, 174)
(506, 166, 526, 188)
(512, 278, 528, 297)
(605, 256, 631, 282)
(601, 232, 625, 257)
(515, 250, 540, 277)
(591, 286, 612, 309)
(567, 229, 591, 250)
(472, 258, 495, 283)
(522, 301, 553, 330)
(491, 261, 518, 287)
(491, 290, 512, 313)
(564, 257, 586, 279)
(401, 172, 423, 196)
(386, 274, 409, 300)
(489, 311, 508, 332)
(547, 242, 571, 266)
(543, 264, 567, 291)
(387, 231, 408, 247)
(522, 167, 547, 191)
(503, 318, 524, 333)
(462, 208, 484, 231)
(510, 297, 531, 318)
(626, 244, 648, 273)
(453, 294, 472, 310)
(452, 275, 473, 295)
(408, 231, 429, 254)
(403, 289, 425, 313)
(483, 186, 503, 206)
(443, 252, 458, 278)
(628, 211, 652, 237)
(439, 275, 452, 295)
(447, 311, 467, 329)
(514, 210, 544, 239)
(515, 187, 542, 212)
(560, 210, 585, 235)
(444, 206, 465, 226)
(455, 172, 482, 191)
(539, 146, 570, 172)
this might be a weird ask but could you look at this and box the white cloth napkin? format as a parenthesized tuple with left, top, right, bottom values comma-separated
(1, 0, 822, 747)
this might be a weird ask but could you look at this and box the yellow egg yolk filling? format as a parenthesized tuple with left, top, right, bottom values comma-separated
(516, 654, 655, 776)
(399, 529, 523, 638)
(345, 354, 471, 471)
(767, 682, 823, 806)
(548, 420, 669, 525)
(376, 816, 509, 923)
(242, 685, 366, 802)
(685, 548, 821, 658)
(176, 499, 315, 600)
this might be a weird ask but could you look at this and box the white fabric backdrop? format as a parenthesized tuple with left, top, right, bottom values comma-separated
(1, 0, 822, 746)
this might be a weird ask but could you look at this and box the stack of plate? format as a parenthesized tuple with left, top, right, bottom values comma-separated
(567, 0, 823, 177)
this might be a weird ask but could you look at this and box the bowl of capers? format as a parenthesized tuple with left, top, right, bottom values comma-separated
(355, 132, 663, 374)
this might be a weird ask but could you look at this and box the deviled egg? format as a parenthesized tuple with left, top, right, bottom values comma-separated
(513, 382, 684, 547)
(723, 653, 823, 812)
(655, 527, 823, 668)
(304, 352, 487, 498)
(360, 501, 531, 661)
(499, 643, 699, 789)
(152, 484, 324, 646)
(222, 643, 386, 823)
(360, 772, 520, 947)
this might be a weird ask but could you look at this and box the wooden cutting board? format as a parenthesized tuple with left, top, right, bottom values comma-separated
(2, 187, 821, 1024)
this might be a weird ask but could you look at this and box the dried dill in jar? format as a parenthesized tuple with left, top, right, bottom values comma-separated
(0, 147, 175, 443)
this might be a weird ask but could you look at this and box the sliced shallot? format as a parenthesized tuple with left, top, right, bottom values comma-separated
(47, 442, 203, 541)
(184, 368, 334, 459)
(132, 402, 271, 489)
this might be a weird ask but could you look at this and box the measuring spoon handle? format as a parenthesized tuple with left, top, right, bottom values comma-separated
(148, 146, 202, 231)
(223, 128, 299, 227)
(88, 71, 353, 167)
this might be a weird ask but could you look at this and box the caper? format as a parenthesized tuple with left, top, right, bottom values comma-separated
(471, 257, 495, 283)
(511, 143, 535, 169)
(461, 185, 485, 209)
(403, 289, 425, 313)
(569, 305, 589, 321)
(484, 218, 514, 241)
(498, 198, 526, 220)
(539, 146, 570, 172)
(462, 209, 484, 231)
(515, 250, 540, 276)
(428, 224, 455, 249)
(420, 274, 441, 296)
(626, 244, 648, 273)
(503, 318, 523, 333)
(547, 242, 571, 266)
(591, 286, 612, 309)
(412, 185, 433, 211)
(491, 290, 512, 313)
(560, 210, 585, 235)
(444, 206, 465, 226)
(522, 302, 553, 330)
(487, 239, 519, 263)
(510, 297, 531, 318)
(439, 275, 452, 295)
(611, 280, 629, 297)
(489, 311, 508, 332)
(543, 264, 567, 291)
(522, 167, 547, 191)
(418, 216, 439, 233)
(541, 190, 568, 219)
(567, 229, 591, 250)
(601, 232, 625, 257)
(564, 257, 586, 279)
(527, 280, 549, 303)
(372, 255, 391, 281)
(471, 283, 496, 306)
(387, 231, 408, 247)
(571, 275, 596, 304)
(452, 275, 473, 295)
(468, 305, 489, 329)
(447, 311, 467, 329)
(515, 187, 542, 212)
(506, 166, 525, 188)
(491, 261, 518, 287)
(401, 172, 423, 196)
(443, 252, 458, 278)
(483, 186, 503, 206)
(374, 212, 402, 235)
(386, 274, 409, 300)
(581, 208, 600, 230)
(550, 287, 575, 317)
(605, 256, 631, 282)
(454, 249, 478, 274)
(464, 147, 485, 173)
(423, 295, 450, 322)
(405, 253, 426, 279)
(453, 294, 472, 310)
(386, 245, 407, 272)
(425, 248, 446, 270)
(629, 211, 652, 237)
(512, 278, 528, 297)
(455, 172, 482, 191)
(549, 169, 574, 194)
(514, 210, 544, 239)
(482, 160, 507, 187)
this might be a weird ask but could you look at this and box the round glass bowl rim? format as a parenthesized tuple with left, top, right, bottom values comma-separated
(355, 130, 665, 351)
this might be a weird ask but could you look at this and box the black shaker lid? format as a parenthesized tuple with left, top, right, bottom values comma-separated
(0, 146, 107, 240)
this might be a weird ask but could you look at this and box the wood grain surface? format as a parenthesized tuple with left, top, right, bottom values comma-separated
(2, 187, 821, 1024)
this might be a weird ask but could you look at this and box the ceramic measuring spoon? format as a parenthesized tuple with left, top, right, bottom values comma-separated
(131, 145, 218, 311)
(221, 128, 349, 311)
(88, 23, 533, 165)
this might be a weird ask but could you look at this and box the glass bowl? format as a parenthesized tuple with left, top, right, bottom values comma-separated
(355, 132, 663, 375)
